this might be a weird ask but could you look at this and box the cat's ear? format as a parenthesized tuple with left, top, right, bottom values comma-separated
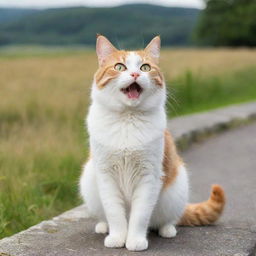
(145, 36, 161, 62)
(96, 34, 117, 66)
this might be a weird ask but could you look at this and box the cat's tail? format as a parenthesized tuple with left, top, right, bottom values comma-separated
(178, 185, 225, 226)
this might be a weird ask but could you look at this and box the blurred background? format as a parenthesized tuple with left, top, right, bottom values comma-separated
(0, 0, 256, 239)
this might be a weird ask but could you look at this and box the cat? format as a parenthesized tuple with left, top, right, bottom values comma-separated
(79, 35, 225, 251)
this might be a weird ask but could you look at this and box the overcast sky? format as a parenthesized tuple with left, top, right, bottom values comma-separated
(0, 0, 204, 9)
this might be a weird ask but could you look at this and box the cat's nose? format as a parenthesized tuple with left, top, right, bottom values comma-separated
(130, 72, 140, 80)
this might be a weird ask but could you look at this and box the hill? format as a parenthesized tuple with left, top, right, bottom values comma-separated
(0, 4, 200, 47)
(0, 8, 38, 23)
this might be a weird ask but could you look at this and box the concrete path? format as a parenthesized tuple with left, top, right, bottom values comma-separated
(1, 122, 255, 256)
(179, 121, 256, 256)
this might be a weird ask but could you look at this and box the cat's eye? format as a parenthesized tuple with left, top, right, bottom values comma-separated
(114, 63, 127, 72)
(140, 64, 151, 72)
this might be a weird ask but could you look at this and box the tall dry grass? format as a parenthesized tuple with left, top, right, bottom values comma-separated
(161, 48, 256, 78)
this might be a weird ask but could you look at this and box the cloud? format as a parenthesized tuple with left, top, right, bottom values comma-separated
(0, 0, 204, 9)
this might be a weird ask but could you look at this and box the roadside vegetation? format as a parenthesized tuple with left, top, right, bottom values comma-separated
(168, 67, 256, 116)
(1, 47, 256, 238)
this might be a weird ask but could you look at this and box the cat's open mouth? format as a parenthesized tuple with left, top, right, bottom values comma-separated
(121, 82, 143, 99)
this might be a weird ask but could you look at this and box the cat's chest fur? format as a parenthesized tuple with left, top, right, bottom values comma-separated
(87, 103, 166, 150)
(88, 103, 166, 200)
(103, 148, 152, 200)
(92, 145, 163, 202)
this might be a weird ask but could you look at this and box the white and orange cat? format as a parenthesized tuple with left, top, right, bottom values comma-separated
(80, 35, 225, 251)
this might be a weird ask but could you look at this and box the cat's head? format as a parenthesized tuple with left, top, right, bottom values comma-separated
(92, 35, 165, 111)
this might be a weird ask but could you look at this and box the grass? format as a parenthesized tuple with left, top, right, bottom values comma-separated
(167, 67, 256, 116)
(1, 46, 256, 238)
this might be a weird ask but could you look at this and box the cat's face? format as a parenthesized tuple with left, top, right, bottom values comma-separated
(92, 35, 165, 111)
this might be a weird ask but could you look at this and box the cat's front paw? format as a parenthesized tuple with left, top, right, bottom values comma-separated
(126, 237, 148, 251)
(104, 234, 125, 248)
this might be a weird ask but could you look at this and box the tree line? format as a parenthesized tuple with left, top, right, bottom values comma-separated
(0, 1, 255, 47)
(195, 0, 256, 47)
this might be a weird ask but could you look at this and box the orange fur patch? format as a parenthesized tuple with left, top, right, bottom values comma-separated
(95, 50, 164, 89)
(135, 50, 164, 87)
(161, 130, 226, 225)
(150, 67, 164, 87)
(95, 50, 128, 89)
(162, 130, 183, 189)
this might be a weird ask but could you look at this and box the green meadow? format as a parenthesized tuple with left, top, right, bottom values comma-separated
(1, 46, 256, 238)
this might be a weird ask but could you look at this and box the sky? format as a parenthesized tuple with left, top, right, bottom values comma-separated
(0, 0, 205, 9)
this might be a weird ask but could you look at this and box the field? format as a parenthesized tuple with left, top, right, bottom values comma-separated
(1, 46, 256, 238)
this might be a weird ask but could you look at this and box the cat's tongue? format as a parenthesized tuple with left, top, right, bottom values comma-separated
(128, 88, 139, 99)
(127, 83, 140, 99)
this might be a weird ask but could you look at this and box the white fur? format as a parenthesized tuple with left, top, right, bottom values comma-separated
(95, 222, 108, 234)
(159, 224, 177, 238)
(80, 52, 189, 251)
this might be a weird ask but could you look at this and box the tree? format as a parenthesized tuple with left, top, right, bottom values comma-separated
(194, 0, 256, 47)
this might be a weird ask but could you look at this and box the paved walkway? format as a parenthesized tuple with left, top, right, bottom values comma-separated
(179, 121, 256, 256)
(1, 122, 256, 256)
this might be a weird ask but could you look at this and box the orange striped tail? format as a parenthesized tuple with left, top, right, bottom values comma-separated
(179, 185, 226, 226)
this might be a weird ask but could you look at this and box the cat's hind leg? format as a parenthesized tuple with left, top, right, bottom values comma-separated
(150, 165, 189, 237)
(159, 223, 177, 238)
(79, 160, 106, 225)
(95, 221, 108, 234)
